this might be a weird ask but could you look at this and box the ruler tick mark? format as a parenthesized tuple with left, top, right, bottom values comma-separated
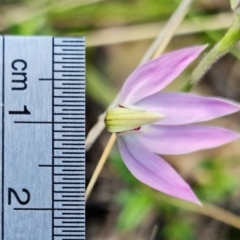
(62, 49, 82, 51)
(54, 61, 83, 64)
(54, 174, 83, 177)
(62, 74, 85, 77)
(54, 44, 84, 47)
(62, 40, 84, 43)
(54, 53, 83, 56)
(62, 91, 83, 94)
(62, 195, 81, 198)
(62, 65, 82, 68)
(54, 70, 83, 73)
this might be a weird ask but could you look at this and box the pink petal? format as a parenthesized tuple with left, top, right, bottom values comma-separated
(135, 125, 240, 155)
(119, 46, 206, 104)
(135, 92, 240, 125)
(118, 136, 200, 204)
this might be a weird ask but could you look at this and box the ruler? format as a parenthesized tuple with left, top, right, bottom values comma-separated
(0, 36, 85, 239)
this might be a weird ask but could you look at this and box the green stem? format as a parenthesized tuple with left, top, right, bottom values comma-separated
(182, 14, 240, 92)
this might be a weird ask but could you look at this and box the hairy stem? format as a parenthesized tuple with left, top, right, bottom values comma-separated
(182, 14, 240, 92)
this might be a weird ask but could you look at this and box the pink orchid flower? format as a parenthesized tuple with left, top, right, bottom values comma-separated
(105, 46, 240, 205)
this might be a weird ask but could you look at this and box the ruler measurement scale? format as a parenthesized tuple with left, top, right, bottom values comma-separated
(52, 38, 85, 239)
(1, 36, 85, 240)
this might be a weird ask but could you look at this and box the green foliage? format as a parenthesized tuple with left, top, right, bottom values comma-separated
(52, 0, 177, 29)
(2, 0, 178, 35)
(195, 158, 238, 202)
(162, 220, 196, 240)
(87, 62, 117, 107)
(7, 16, 49, 35)
(115, 190, 153, 231)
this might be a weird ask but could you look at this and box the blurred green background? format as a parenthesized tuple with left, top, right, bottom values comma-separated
(1, 0, 240, 239)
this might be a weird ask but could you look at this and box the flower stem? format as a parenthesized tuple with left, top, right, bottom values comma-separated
(182, 14, 240, 92)
(85, 133, 116, 201)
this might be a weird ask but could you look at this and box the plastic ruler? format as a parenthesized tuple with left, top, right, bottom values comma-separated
(0, 36, 85, 239)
